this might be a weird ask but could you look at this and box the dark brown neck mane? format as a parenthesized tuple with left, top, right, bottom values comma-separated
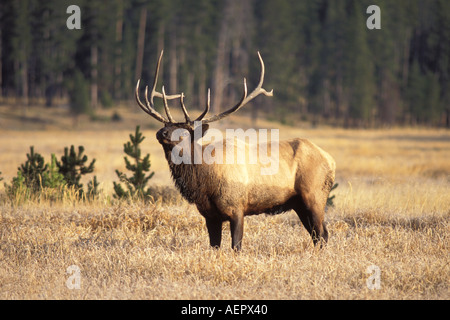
(162, 143, 210, 204)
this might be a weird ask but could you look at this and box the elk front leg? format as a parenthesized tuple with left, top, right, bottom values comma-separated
(205, 217, 223, 248)
(294, 201, 328, 247)
(230, 214, 244, 251)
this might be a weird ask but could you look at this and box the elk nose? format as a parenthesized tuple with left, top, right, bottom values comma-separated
(156, 130, 163, 141)
(156, 129, 169, 141)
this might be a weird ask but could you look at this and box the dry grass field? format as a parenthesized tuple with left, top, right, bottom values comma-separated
(0, 105, 449, 299)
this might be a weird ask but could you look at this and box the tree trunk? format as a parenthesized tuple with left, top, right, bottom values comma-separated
(114, 0, 124, 100)
(213, 0, 240, 114)
(198, 50, 206, 109)
(212, 22, 228, 114)
(17, 50, 29, 116)
(135, 7, 147, 81)
(91, 45, 98, 110)
(401, 29, 412, 89)
(169, 30, 177, 94)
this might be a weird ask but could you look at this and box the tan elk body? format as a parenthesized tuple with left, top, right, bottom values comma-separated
(136, 51, 336, 250)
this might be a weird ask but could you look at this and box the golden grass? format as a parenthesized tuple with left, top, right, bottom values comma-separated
(0, 194, 447, 299)
(0, 107, 449, 299)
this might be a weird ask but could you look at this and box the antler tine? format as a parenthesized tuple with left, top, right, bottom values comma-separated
(201, 52, 273, 124)
(161, 86, 175, 123)
(151, 51, 182, 100)
(149, 50, 163, 104)
(244, 51, 273, 102)
(151, 51, 181, 123)
(143, 84, 168, 122)
(179, 93, 191, 122)
(136, 50, 185, 124)
(135, 79, 168, 123)
(202, 79, 248, 124)
(195, 88, 211, 121)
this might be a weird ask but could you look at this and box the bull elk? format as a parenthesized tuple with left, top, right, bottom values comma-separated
(135, 51, 336, 251)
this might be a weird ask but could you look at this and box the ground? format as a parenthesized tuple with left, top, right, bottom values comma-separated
(0, 105, 448, 299)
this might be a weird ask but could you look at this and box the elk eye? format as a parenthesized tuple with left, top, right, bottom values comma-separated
(162, 130, 172, 139)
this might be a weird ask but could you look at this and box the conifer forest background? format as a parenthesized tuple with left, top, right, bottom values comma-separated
(0, 0, 449, 127)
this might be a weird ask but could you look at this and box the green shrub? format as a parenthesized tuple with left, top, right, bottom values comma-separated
(4, 145, 98, 202)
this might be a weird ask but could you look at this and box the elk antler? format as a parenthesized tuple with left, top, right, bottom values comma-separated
(136, 51, 273, 125)
(200, 51, 273, 124)
(135, 50, 183, 123)
(194, 89, 210, 122)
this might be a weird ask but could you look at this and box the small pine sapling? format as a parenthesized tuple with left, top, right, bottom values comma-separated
(4, 146, 48, 198)
(114, 126, 155, 199)
(17, 146, 48, 192)
(87, 176, 101, 199)
(42, 154, 66, 189)
(56, 145, 96, 195)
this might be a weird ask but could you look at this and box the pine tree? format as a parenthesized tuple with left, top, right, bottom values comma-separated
(5, 146, 50, 197)
(16, 146, 48, 192)
(56, 145, 96, 194)
(114, 126, 155, 200)
(87, 175, 100, 199)
(42, 153, 66, 189)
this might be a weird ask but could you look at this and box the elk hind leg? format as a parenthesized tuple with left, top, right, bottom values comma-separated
(230, 214, 244, 251)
